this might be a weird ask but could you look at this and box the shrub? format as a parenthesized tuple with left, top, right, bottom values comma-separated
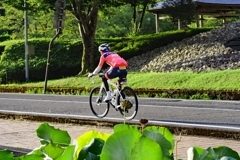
(0, 34, 11, 43)
(0, 39, 83, 83)
(0, 28, 213, 83)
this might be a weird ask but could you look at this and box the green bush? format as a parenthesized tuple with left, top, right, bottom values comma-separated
(0, 39, 83, 83)
(0, 34, 11, 43)
(101, 28, 213, 60)
(0, 28, 213, 83)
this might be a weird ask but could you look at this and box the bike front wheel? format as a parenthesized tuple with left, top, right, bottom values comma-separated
(89, 86, 110, 118)
(118, 87, 138, 120)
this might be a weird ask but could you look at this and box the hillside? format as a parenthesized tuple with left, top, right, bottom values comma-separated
(127, 21, 240, 73)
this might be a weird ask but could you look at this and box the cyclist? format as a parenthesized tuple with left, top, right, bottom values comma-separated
(88, 43, 128, 102)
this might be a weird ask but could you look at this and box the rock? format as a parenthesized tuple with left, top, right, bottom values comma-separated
(127, 21, 240, 73)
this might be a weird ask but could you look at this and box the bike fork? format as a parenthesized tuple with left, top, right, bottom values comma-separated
(96, 86, 104, 105)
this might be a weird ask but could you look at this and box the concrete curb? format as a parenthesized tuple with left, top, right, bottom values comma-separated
(0, 145, 31, 157)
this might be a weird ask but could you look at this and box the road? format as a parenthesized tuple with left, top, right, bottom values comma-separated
(1, 93, 240, 128)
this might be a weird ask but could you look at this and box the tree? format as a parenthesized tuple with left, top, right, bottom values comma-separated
(0, 3, 25, 39)
(124, 0, 158, 36)
(96, 4, 158, 38)
(0, 3, 59, 39)
(162, 0, 196, 30)
(1, 0, 122, 74)
(0, 3, 81, 39)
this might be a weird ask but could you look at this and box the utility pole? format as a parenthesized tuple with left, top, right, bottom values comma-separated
(24, 0, 29, 82)
(44, 0, 66, 94)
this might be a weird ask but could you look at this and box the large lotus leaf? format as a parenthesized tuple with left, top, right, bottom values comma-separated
(56, 145, 76, 160)
(85, 153, 99, 160)
(0, 149, 13, 160)
(164, 154, 174, 160)
(207, 147, 219, 159)
(13, 154, 44, 160)
(143, 126, 175, 157)
(101, 130, 163, 160)
(114, 124, 140, 133)
(75, 131, 110, 160)
(32, 145, 45, 157)
(36, 144, 64, 159)
(212, 146, 240, 160)
(36, 123, 71, 147)
(78, 138, 104, 160)
(191, 147, 214, 160)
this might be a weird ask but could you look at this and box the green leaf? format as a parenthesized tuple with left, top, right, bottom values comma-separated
(0, 149, 13, 160)
(191, 147, 214, 160)
(213, 146, 240, 160)
(75, 131, 110, 160)
(164, 154, 174, 160)
(114, 124, 140, 133)
(78, 138, 104, 160)
(86, 153, 99, 160)
(36, 123, 71, 147)
(32, 146, 45, 157)
(33, 144, 64, 159)
(101, 130, 163, 160)
(43, 144, 64, 159)
(143, 126, 175, 157)
(57, 145, 76, 160)
(40, 140, 49, 146)
(13, 154, 44, 160)
(207, 147, 219, 160)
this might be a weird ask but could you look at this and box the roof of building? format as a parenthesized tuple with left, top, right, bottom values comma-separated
(194, 0, 240, 4)
(151, 0, 240, 10)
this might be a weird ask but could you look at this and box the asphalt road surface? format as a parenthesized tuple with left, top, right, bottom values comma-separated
(1, 93, 240, 127)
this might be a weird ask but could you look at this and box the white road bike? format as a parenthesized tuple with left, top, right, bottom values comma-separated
(89, 74, 138, 120)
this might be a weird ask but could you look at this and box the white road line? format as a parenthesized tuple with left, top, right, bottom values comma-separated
(140, 104, 240, 112)
(0, 98, 89, 104)
(0, 110, 240, 131)
(139, 97, 240, 103)
(0, 93, 90, 97)
(1, 98, 240, 112)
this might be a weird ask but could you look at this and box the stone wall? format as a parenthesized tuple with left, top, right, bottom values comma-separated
(127, 21, 240, 73)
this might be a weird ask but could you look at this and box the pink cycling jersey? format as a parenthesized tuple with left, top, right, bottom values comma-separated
(98, 52, 128, 68)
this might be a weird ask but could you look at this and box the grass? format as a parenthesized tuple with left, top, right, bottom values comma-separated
(2, 69, 240, 91)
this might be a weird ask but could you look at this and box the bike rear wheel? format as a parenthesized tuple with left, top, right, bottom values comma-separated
(118, 86, 138, 120)
(89, 86, 110, 118)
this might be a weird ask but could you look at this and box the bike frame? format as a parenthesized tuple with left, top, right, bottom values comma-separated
(90, 76, 125, 107)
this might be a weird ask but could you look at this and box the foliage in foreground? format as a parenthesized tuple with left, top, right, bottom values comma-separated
(0, 122, 239, 160)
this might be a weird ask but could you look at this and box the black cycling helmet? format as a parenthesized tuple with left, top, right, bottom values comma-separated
(98, 43, 110, 52)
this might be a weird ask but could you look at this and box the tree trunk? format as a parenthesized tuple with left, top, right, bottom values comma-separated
(172, 21, 175, 30)
(133, 0, 137, 34)
(137, 0, 149, 34)
(79, 23, 95, 74)
(78, 8, 98, 75)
